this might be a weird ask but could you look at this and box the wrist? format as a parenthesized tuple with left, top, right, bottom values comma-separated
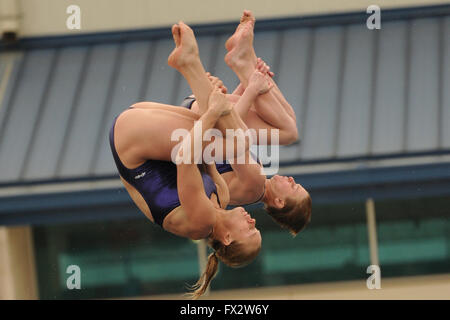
(244, 85, 259, 97)
(203, 109, 222, 122)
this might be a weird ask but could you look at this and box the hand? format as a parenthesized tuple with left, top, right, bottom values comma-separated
(248, 69, 273, 95)
(208, 86, 232, 117)
(206, 72, 228, 94)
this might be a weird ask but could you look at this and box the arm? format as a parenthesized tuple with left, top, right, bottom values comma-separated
(176, 91, 230, 238)
(224, 152, 266, 206)
(231, 58, 298, 145)
(205, 163, 230, 208)
(211, 74, 269, 204)
(251, 59, 298, 142)
(232, 83, 245, 96)
(224, 69, 298, 146)
(177, 161, 217, 239)
(232, 69, 273, 122)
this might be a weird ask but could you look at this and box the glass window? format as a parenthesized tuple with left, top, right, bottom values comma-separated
(32, 196, 450, 299)
(33, 218, 201, 299)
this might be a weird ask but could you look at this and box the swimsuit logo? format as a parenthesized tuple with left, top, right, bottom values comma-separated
(134, 172, 146, 179)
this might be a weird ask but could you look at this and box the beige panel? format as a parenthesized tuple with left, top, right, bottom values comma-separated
(0, 226, 38, 300)
(0, 228, 15, 299)
(14, 0, 450, 37)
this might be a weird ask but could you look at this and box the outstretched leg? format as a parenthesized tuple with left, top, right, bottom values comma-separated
(168, 22, 212, 115)
(224, 10, 298, 144)
(168, 22, 251, 147)
(189, 69, 284, 144)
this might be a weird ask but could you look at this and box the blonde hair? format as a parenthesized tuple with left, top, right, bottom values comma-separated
(265, 192, 312, 236)
(187, 239, 261, 299)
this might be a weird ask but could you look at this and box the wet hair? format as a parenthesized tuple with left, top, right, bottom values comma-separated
(187, 238, 261, 299)
(265, 192, 312, 236)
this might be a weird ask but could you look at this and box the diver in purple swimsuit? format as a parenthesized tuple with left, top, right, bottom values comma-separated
(110, 19, 265, 299)
(179, 70, 311, 237)
(109, 12, 312, 299)
(110, 114, 221, 227)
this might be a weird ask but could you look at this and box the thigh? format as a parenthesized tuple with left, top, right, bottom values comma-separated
(239, 109, 280, 145)
(114, 103, 200, 168)
(131, 101, 201, 119)
(193, 94, 275, 144)
(190, 94, 249, 114)
(225, 95, 276, 144)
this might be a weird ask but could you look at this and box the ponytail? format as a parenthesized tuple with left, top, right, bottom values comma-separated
(187, 251, 220, 299)
(186, 237, 261, 299)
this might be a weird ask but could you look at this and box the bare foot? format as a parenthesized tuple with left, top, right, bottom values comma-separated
(168, 22, 200, 70)
(225, 10, 255, 51)
(224, 10, 257, 70)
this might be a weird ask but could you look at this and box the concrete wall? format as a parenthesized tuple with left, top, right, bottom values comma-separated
(3, 0, 449, 37)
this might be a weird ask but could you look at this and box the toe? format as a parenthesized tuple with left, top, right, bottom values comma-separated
(171, 24, 180, 45)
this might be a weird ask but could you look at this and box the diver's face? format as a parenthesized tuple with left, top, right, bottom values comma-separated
(225, 207, 261, 245)
(269, 175, 307, 200)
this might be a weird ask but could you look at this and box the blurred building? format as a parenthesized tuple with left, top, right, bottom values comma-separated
(0, 0, 449, 299)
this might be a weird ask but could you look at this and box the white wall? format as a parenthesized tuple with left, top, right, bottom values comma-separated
(5, 0, 450, 37)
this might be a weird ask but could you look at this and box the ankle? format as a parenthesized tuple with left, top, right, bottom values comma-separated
(177, 56, 203, 74)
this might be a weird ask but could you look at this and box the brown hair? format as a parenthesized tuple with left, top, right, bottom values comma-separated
(187, 238, 261, 299)
(265, 192, 312, 236)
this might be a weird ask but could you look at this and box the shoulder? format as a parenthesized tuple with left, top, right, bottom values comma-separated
(243, 179, 266, 203)
(229, 175, 266, 205)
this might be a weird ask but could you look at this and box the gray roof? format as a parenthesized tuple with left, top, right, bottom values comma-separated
(0, 15, 449, 185)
